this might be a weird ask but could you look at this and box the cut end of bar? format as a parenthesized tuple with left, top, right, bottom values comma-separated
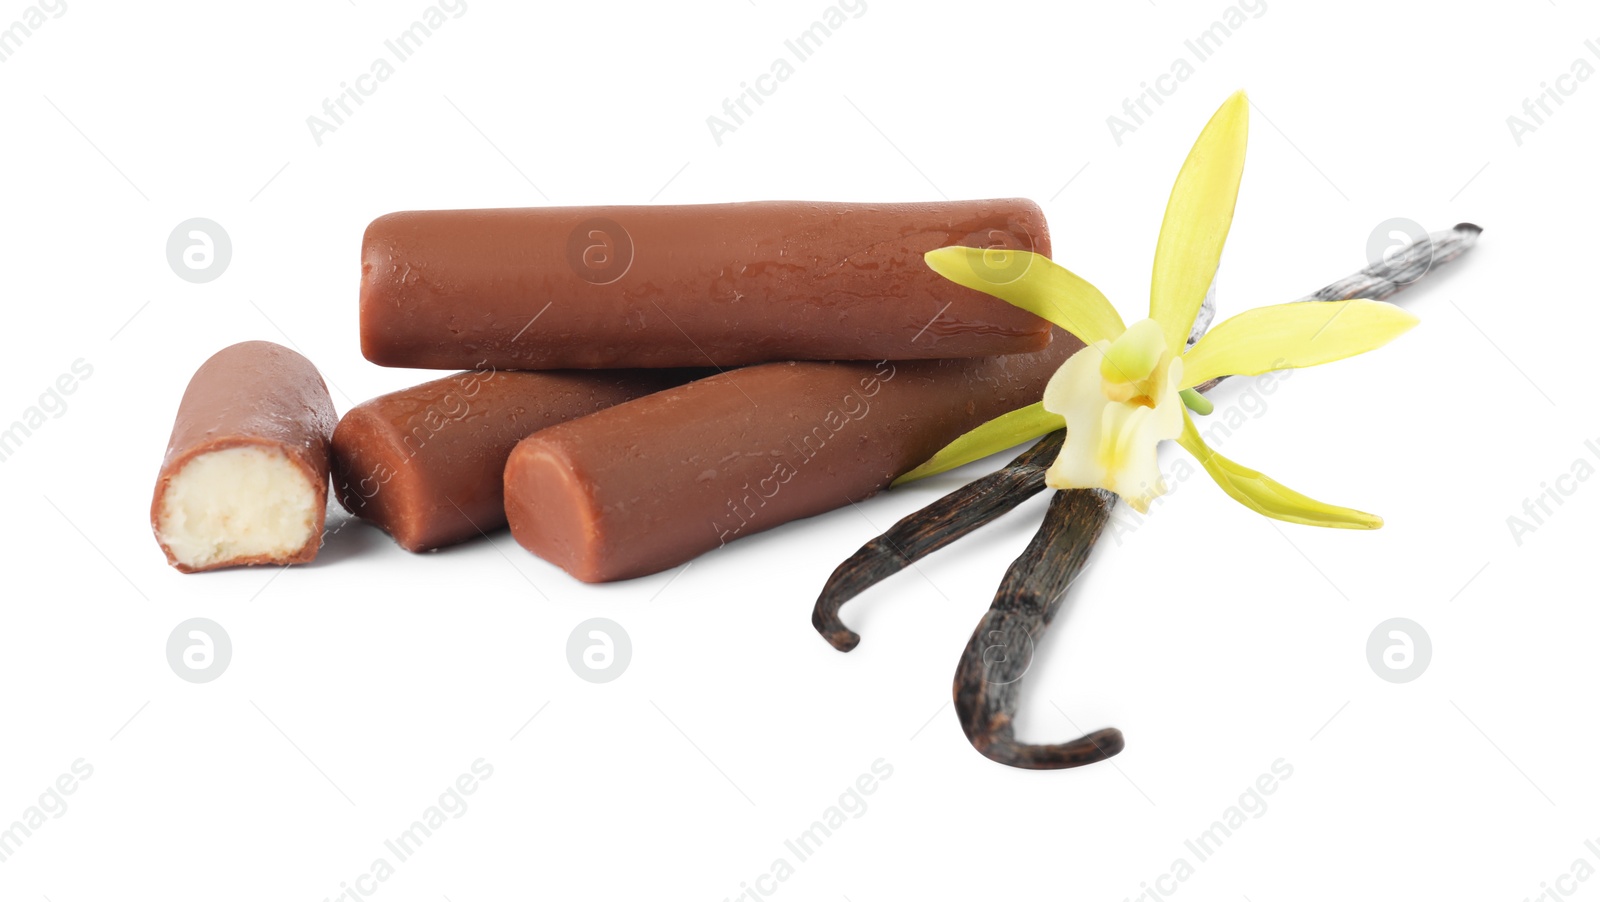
(504, 438, 611, 583)
(330, 410, 435, 553)
(155, 446, 322, 572)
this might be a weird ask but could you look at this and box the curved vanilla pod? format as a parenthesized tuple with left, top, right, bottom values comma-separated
(955, 489, 1123, 769)
(812, 431, 1062, 652)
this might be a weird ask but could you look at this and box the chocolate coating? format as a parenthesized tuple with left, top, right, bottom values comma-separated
(332, 368, 699, 552)
(151, 341, 337, 572)
(504, 331, 1082, 582)
(360, 200, 1052, 370)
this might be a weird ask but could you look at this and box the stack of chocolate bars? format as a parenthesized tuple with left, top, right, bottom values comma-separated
(151, 200, 1074, 581)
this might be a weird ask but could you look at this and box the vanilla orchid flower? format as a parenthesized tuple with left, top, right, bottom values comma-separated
(899, 91, 1419, 528)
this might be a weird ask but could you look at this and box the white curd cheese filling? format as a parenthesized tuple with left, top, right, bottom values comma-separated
(157, 446, 318, 569)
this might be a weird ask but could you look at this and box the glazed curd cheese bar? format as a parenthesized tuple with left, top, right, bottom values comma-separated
(503, 330, 1079, 583)
(151, 341, 337, 572)
(360, 199, 1052, 370)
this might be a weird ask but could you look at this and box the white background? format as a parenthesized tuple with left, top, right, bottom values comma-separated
(1, 1, 1595, 899)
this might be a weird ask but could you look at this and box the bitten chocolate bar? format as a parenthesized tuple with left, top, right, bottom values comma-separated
(503, 330, 1080, 582)
(332, 367, 698, 552)
(360, 199, 1052, 370)
(151, 341, 337, 573)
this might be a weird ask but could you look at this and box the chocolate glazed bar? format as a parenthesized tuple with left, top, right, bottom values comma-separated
(151, 341, 337, 573)
(504, 330, 1081, 582)
(332, 367, 701, 552)
(360, 200, 1052, 370)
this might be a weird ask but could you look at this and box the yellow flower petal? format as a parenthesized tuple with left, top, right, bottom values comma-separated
(1176, 413, 1383, 529)
(1149, 90, 1249, 352)
(924, 247, 1126, 346)
(1180, 299, 1418, 387)
(893, 401, 1065, 485)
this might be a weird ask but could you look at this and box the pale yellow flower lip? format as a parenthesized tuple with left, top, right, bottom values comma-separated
(1041, 328, 1185, 513)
